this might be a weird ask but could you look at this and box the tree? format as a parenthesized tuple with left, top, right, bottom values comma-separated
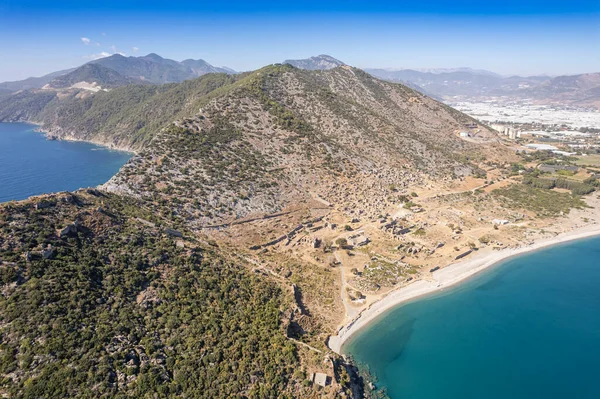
(335, 238, 348, 248)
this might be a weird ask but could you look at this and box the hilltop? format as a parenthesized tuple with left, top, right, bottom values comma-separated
(4, 53, 598, 109)
(282, 57, 600, 109)
(89, 53, 236, 84)
(283, 55, 346, 70)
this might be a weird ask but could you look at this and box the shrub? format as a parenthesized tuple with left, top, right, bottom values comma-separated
(335, 238, 348, 247)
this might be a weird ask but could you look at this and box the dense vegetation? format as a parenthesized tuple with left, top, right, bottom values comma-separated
(0, 73, 243, 150)
(0, 192, 302, 398)
(0, 90, 56, 122)
(522, 176, 596, 196)
(492, 184, 587, 217)
(49, 64, 147, 89)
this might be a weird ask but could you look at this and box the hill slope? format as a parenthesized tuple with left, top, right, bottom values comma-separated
(46, 63, 148, 90)
(0, 191, 306, 398)
(0, 68, 76, 92)
(524, 73, 600, 107)
(99, 64, 505, 226)
(0, 73, 242, 150)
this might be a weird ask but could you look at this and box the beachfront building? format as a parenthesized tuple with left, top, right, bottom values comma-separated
(490, 124, 520, 139)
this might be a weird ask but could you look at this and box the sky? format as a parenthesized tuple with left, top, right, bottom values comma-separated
(0, 0, 599, 81)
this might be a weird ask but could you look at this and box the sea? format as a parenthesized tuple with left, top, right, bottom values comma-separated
(344, 236, 600, 399)
(0, 122, 131, 203)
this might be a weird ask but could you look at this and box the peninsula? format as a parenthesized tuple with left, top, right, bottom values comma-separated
(2, 57, 600, 398)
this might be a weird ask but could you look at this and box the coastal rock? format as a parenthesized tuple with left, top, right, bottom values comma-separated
(59, 221, 89, 238)
(35, 200, 56, 210)
(60, 224, 79, 238)
(41, 245, 56, 259)
(165, 228, 183, 238)
(86, 188, 104, 197)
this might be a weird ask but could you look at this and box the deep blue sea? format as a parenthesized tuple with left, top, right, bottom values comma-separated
(345, 237, 600, 399)
(0, 122, 131, 202)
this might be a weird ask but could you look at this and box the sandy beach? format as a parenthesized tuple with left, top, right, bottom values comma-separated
(328, 223, 600, 354)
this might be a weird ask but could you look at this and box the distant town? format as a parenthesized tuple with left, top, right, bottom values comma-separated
(451, 100, 600, 162)
(451, 100, 600, 130)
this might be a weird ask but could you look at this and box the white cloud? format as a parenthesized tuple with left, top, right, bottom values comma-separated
(83, 52, 111, 60)
(81, 37, 91, 45)
(101, 32, 106, 36)
(132, 47, 139, 53)
(83, 51, 126, 61)
(110, 44, 117, 53)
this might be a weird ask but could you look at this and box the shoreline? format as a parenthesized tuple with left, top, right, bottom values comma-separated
(327, 223, 600, 354)
(0, 121, 134, 204)
(13, 120, 137, 154)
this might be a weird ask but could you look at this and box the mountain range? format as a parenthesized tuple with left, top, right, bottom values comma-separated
(0, 53, 236, 92)
(364, 67, 600, 108)
(270, 55, 600, 108)
(0, 68, 78, 92)
(2, 53, 599, 109)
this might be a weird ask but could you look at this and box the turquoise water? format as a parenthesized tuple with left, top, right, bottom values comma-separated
(345, 237, 600, 399)
(0, 122, 131, 202)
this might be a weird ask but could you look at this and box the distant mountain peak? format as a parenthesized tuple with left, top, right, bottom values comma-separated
(143, 53, 164, 61)
(315, 54, 343, 62)
(181, 58, 208, 64)
(45, 63, 144, 90)
(283, 54, 345, 70)
(85, 53, 236, 84)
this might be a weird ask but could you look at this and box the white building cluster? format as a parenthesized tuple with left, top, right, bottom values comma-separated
(490, 124, 519, 139)
(451, 101, 600, 129)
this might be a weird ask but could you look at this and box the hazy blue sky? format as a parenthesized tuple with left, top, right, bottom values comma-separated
(0, 0, 598, 81)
